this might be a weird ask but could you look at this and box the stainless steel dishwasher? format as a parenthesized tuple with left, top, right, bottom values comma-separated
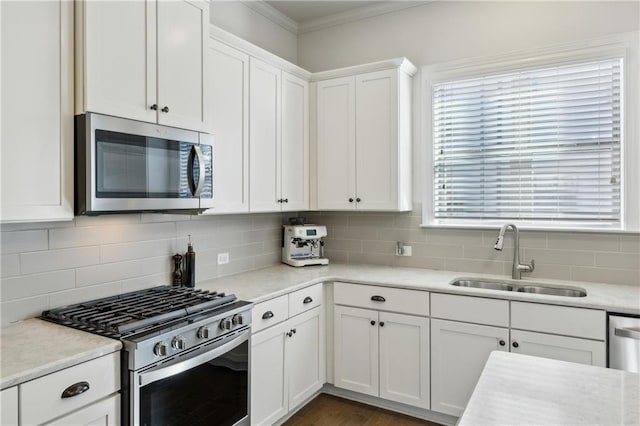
(608, 314, 640, 372)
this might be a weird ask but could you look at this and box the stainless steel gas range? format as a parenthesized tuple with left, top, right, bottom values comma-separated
(42, 286, 252, 426)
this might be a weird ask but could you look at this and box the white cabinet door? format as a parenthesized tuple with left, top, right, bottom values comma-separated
(208, 40, 249, 214)
(316, 77, 356, 210)
(355, 69, 398, 210)
(379, 312, 429, 409)
(511, 329, 606, 367)
(431, 319, 509, 417)
(334, 306, 378, 396)
(0, 387, 17, 426)
(1, 0, 74, 222)
(44, 394, 120, 426)
(251, 321, 289, 426)
(79, 0, 156, 123)
(281, 71, 309, 212)
(249, 58, 281, 212)
(287, 307, 323, 410)
(157, 0, 209, 132)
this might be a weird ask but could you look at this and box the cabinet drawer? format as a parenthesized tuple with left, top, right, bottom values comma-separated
(252, 295, 289, 333)
(511, 302, 605, 340)
(20, 352, 120, 426)
(431, 293, 509, 327)
(289, 283, 323, 318)
(334, 282, 429, 316)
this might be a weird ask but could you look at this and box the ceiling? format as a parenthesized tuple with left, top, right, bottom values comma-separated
(265, 1, 388, 23)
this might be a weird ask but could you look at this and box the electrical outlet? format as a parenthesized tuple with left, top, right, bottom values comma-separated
(217, 252, 229, 265)
(396, 245, 412, 256)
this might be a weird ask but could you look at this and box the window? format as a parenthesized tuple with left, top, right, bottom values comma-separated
(423, 35, 638, 231)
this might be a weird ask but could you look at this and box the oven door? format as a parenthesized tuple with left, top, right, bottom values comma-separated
(131, 330, 249, 426)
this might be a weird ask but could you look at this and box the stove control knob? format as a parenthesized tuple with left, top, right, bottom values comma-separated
(153, 342, 168, 357)
(172, 336, 186, 350)
(220, 318, 233, 330)
(232, 314, 244, 326)
(197, 326, 210, 339)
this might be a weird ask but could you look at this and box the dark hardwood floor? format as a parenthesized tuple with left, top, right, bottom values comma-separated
(282, 394, 441, 426)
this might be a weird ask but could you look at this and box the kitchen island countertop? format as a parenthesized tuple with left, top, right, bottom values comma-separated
(458, 351, 640, 425)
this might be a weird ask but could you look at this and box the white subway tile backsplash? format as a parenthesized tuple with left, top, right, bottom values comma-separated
(100, 238, 177, 264)
(524, 248, 595, 267)
(74, 214, 140, 227)
(48, 281, 123, 308)
(75, 256, 171, 287)
(445, 258, 506, 275)
(1, 254, 20, 278)
(50, 222, 176, 249)
(571, 266, 640, 286)
(325, 238, 363, 252)
(1, 270, 75, 301)
(1, 295, 49, 326)
(0, 220, 75, 232)
(332, 225, 380, 241)
(548, 233, 620, 252)
(349, 252, 395, 266)
(620, 235, 640, 253)
(427, 229, 484, 245)
(20, 247, 100, 275)
(413, 243, 463, 258)
(394, 256, 445, 270)
(0, 230, 48, 254)
(525, 263, 572, 281)
(595, 252, 640, 269)
(377, 228, 425, 243)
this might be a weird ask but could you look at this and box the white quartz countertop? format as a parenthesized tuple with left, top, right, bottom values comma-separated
(198, 263, 640, 314)
(458, 351, 640, 425)
(0, 319, 121, 390)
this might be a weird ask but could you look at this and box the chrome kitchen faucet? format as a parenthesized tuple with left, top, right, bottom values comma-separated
(494, 224, 535, 279)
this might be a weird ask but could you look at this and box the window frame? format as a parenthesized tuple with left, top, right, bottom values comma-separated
(421, 32, 639, 233)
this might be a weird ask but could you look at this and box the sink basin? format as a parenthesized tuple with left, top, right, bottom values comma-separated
(450, 279, 514, 291)
(516, 286, 587, 297)
(450, 278, 587, 297)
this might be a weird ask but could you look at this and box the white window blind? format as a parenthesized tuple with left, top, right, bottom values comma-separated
(432, 58, 622, 224)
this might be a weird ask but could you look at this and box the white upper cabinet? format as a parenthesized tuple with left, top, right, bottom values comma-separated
(316, 77, 356, 210)
(280, 71, 310, 211)
(249, 58, 282, 212)
(249, 58, 309, 212)
(77, 0, 209, 132)
(314, 59, 415, 211)
(208, 40, 249, 213)
(1, 0, 74, 223)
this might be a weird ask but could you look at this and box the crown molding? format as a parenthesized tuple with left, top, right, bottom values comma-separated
(238, 0, 299, 34)
(310, 57, 417, 82)
(297, 1, 429, 34)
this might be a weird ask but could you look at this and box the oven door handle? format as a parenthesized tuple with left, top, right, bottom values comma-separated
(139, 331, 248, 387)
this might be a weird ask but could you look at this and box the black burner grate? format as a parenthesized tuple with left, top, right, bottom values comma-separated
(42, 286, 237, 338)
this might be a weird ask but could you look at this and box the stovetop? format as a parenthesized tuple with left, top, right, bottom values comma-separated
(41, 285, 239, 339)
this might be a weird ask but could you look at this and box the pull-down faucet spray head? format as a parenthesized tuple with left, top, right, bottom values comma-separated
(494, 224, 510, 250)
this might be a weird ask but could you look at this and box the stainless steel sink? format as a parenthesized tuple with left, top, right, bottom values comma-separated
(450, 278, 587, 297)
(450, 279, 514, 291)
(516, 286, 586, 297)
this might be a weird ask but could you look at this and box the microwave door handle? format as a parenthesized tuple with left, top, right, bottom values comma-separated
(139, 331, 248, 387)
(188, 145, 206, 197)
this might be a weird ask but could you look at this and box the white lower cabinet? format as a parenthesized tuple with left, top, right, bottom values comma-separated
(430, 319, 509, 417)
(334, 305, 429, 409)
(1, 387, 18, 426)
(510, 329, 606, 367)
(44, 394, 120, 426)
(251, 306, 323, 425)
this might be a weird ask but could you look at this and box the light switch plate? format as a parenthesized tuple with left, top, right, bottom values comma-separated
(217, 252, 229, 264)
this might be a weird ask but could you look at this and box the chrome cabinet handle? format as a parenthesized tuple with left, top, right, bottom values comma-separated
(303, 296, 313, 304)
(61, 381, 90, 399)
(262, 311, 274, 320)
(188, 145, 206, 197)
(615, 327, 640, 340)
(371, 295, 386, 302)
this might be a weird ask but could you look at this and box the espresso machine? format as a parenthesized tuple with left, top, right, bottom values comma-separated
(282, 224, 329, 267)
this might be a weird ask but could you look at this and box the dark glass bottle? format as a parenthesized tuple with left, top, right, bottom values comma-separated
(184, 236, 195, 288)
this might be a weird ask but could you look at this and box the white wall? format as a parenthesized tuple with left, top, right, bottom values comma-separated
(211, 0, 298, 63)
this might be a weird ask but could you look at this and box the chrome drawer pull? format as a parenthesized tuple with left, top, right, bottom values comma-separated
(371, 295, 386, 302)
(262, 311, 274, 320)
(61, 381, 90, 399)
(615, 327, 640, 340)
(303, 296, 313, 304)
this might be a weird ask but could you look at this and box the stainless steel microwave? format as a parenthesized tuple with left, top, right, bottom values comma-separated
(75, 113, 213, 215)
